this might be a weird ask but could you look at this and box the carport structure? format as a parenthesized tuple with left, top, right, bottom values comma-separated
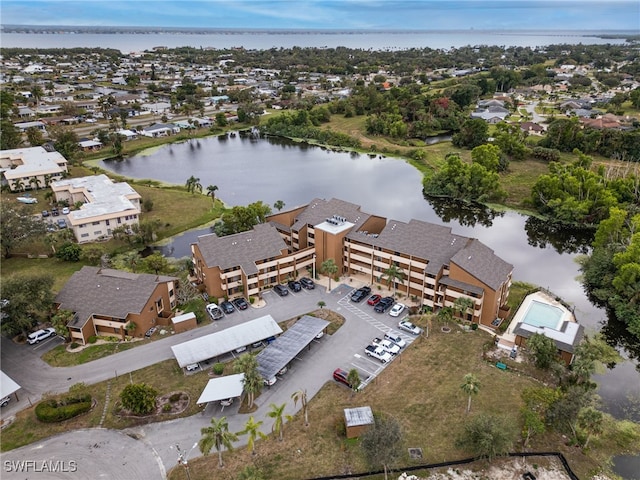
(1, 370, 20, 403)
(171, 315, 282, 368)
(256, 315, 329, 381)
(196, 373, 245, 407)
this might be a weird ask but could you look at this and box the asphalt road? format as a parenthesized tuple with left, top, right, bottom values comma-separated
(1, 280, 418, 477)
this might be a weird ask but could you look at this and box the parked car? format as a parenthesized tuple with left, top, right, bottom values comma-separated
(232, 297, 249, 310)
(264, 376, 277, 386)
(367, 294, 382, 306)
(56, 218, 67, 229)
(287, 280, 302, 292)
(374, 296, 394, 313)
(364, 344, 392, 363)
(27, 327, 56, 345)
(372, 337, 401, 355)
(145, 326, 157, 338)
(186, 363, 199, 372)
(384, 332, 407, 349)
(299, 277, 315, 289)
(389, 303, 406, 317)
(333, 368, 359, 390)
(273, 284, 289, 296)
(206, 303, 224, 320)
(51, 207, 59, 216)
(350, 286, 372, 303)
(399, 319, 423, 335)
(0, 395, 10, 407)
(220, 301, 235, 314)
(41, 210, 49, 217)
(61, 207, 70, 215)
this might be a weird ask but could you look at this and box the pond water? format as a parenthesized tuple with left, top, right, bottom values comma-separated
(100, 134, 639, 476)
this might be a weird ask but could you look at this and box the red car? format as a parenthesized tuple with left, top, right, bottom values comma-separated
(367, 294, 382, 306)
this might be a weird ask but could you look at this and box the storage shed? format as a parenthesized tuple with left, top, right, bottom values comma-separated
(172, 312, 197, 334)
(344, 406, 374, 439)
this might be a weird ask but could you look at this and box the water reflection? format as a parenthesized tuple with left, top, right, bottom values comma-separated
(426, 194, 504, 228)
(524, 216, 593, 254)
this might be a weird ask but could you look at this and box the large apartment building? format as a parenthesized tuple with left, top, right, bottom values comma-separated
(50, 174, 142, 243)
(0, 146, 68, 192)
(192, 198, 513, 327)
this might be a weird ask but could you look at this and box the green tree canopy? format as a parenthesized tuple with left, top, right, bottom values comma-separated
(455, 413, 517, 460)
(360, 414, 404, 480)
(120, 383, 158, 415)
(199, 416, 238, 467)
(526, 332, 559, 370)
(0, 204, 47, 259)
(0, 274, 54, 337)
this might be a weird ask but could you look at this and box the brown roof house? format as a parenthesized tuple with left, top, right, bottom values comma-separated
(55, 266, 178, 345)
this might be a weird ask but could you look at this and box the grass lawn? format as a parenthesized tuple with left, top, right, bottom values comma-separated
(42, 340, 142, 367)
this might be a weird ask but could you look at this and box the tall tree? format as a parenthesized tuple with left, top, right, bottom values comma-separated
(49, 126, 80, 163)
(577, 407, 604, 448)
(267, 402, 292, 441)
(455, 413, 516, 460)
(0, 204, 47, 258)
(382, 264, 405, 295)
(239, 416, 266, 455)
(206, 184, 219, 204)
(273, 200, 285, 211)
(360, 415, 404, 480)
(320, 258, 338, 291)
(527, 333, 558, 370)
(199, 416, 238, 467)
(460, 373, 481, 414)
(291, 389, 309, 427)
(233, 353, 262, 408)
(0, 274, 54, 337)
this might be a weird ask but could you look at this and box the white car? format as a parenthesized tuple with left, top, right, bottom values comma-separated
(384, 332, 407, 349)
(27, 327, 56, 345)
(372, 337, 401, 355)
(205, 302, 224, 320)
(264, 376, 277, 386)
(1, 395, 10, 407)
(398, 319, 422, 335)
(389, 303, 406, 317)
(61, 207, 70, 215)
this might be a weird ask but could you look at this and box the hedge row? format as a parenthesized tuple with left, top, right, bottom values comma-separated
(35, 394, 92, 423)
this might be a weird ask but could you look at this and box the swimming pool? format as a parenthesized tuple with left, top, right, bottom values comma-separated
(522, 300, 564, 329)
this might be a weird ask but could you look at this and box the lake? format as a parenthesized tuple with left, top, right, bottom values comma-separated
(100, 134, 639, 477)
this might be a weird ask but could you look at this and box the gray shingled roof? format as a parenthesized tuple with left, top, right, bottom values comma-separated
(450, 239, 513, 290)
(513, 321, 585, 353)
(438, 276, 484, 296)
(347, 219, 467, 275)
(291, 198, 371, 232)
(55, 266, 177, 328)
(195, 223, 287, 275)
(256, 315, 329, 380)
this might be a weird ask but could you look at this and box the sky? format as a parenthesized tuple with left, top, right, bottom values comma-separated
(1, 0, 638, 31)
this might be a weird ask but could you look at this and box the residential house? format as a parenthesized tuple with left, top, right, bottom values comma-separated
(192, 198, 513, 328)
(50, 174, 141, 243)
(520, 122, 545, 135)
(141, 123, 180, 138)
(0, 146, 68, 192)
(55, 266, 178, 344)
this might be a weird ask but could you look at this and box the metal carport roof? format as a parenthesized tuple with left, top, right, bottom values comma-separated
(0, 371, 21, 398)
(171, 315, 283, 368)
(256, 315, 329, 380)
(196, 373, 245, 405)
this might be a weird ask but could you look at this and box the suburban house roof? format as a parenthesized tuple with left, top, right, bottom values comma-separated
(55, 266, 177, 329)
(0, 146, 67, 181)
(195, 223, 288, 275)
(450, 239, 513, 290)
(50, 174, 141, 223)
(290, 198, 372, 232)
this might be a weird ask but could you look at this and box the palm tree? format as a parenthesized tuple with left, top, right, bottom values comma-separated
(577, 407, 603, 448)
(460, 373, 481, 414)
(13, 178, 25, 192)
(273, 200, 285, 211)
(239, 416, 266, 455)
(193, 177, 203, 194)
(206, 185, 219, 204)
(199, 416, 239, 467)
(382, 264, 405, 295)
(233, 353, 262, 408)
(453, 297, 475, 322)
(185, 175, 202, 194)
(29, 177, 41, 191)
(291, 389, 309, 427)
(317, 300, 326, 309)
(320, 258, 338, 291)
(267, 402, 292, 441)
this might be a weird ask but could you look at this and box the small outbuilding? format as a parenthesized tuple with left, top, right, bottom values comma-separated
(344, 406, 374, 439)
(171, 312, 197, 334)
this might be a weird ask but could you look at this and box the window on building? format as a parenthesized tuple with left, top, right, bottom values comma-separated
(81, 233, 89, 238)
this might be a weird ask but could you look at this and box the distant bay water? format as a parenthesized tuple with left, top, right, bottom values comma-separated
(0, 29, 633, 52)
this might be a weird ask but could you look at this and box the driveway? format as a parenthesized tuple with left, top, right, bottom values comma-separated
(1, 280, 417, 476)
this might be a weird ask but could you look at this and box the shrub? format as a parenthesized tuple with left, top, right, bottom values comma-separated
(35, 394, 92, 423)
(70, 342, 80, 349)
(162, 404, 172, 412)
(88, 336, 98, 344)
(120, 383, 158, 415)
(471, 323, 479, 331)
(213, 363, 225, 375)
(169, 393, 182, 403)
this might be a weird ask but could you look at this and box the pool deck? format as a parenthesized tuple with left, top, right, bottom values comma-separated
(498, 290, 580, 353)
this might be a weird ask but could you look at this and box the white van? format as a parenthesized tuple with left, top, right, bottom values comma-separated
(27, 328, 56, 345)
